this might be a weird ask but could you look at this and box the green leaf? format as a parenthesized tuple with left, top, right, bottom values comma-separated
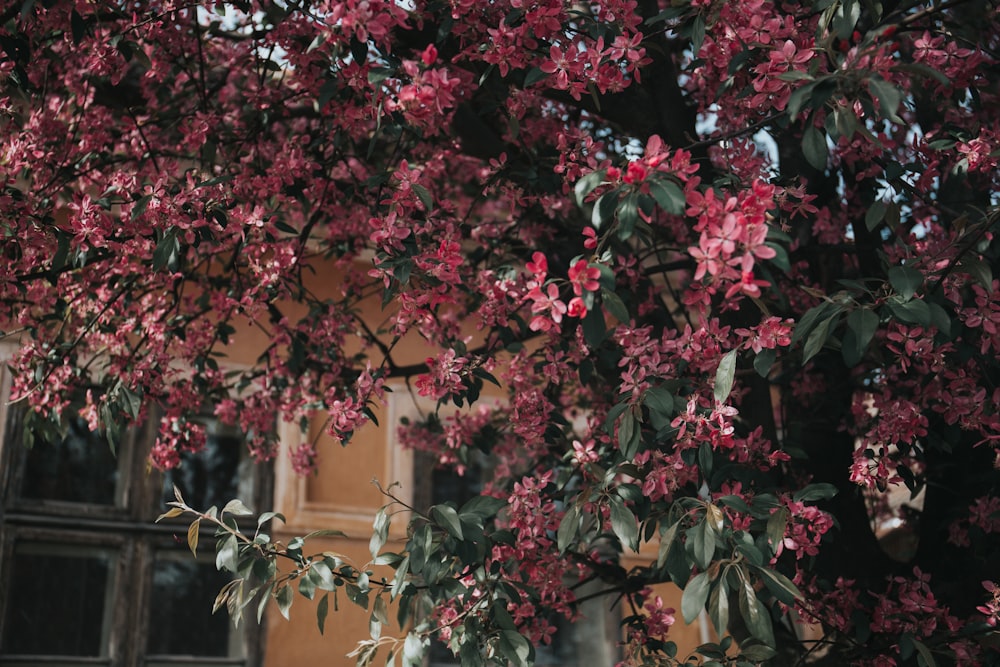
(152, 227, 180, 271)
(216, 534, 239, 572)
(704, 503, 724, 534)
(471, 367, 501, 386)
(223, 499, 254, 516)
(48, 231, 71, 283)
(317, 593, 329, 634)
(592, 191, 618, 229)
(958, 257, 994, 291)
(574, 169, 606, 207)
(605, 402, 628, 437)
(369, 608, 383, 640)
(367, 66, 394, 85)
(609, 495, 638, 551)
(582, 303, 607, 347)
(299, 568, 317, 600)
(370, 507, 390, 559)
(786, 81, 818, 121)
(523, 66, 549, 87)
(767, 242, 791, 274)
(888, 265, 923, 301)
(833, 0, 861, 39)
(317, 78, 338, 107)
(346, 581, 370, 609)
(708, 576, 730, 636)
(617, 410, 640, 459)
(302, 528, 349, 540)
(657, 519, 681, 568)
(739, 578, 775, 647)
(390, 555, 409, 600)
(698, 441, 714, 483)
(459, 495, 505, 520)
(690, 14, 705, 53)
(929, 303, 952, 336)
(402, 633, 427, 667)
(276, 584, 294, 620)
(257, 582, 274, 624)
(888, 298, 931, 326)
(719, 495, 751, 513)
(802, 311, 837, 364)
(778, 70, 815, 82)
(714, 349, 738, 404)
(557, 504, 580, 552)
(411, 184, 433, 211)
(616, 192, 639, 240)
(892, 62, 950, 86)
(311, 560, 336, 590)
(865, 200, 887, 231)
(754, 348, 776, 377)
(498, 630, 531, 667)
(373, 595, 390, 626)
(869, 75, 903, 122)
(644, 385, 674, 429)
(648, 178, 686, 215)
(792, 302, 833, 346)
(430, 504, 464, 540)
(793, 483, 838, 502)
(802, 125, 828, 171)
(687, 520, 716, 570)
(765, 508, 787, 556)
(740, 644, 777, 662)
(681, 571, 711, 624)
(601, 288, 630, 323)
(754, 566, 803, 606)
(913, 638, 937, 667)
(842, 308, 879, 367)
(131, 194, 152, 221)
(257, 511, 286, 526)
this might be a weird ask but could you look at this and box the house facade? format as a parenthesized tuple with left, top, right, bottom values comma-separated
(0, 296, 704, 666)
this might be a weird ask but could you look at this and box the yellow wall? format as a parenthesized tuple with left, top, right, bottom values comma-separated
(220, 262, 705, 665)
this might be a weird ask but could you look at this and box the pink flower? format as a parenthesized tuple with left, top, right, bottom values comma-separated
(526, 252, 548, 278)
(527, 283, 567, 332)
(568, 259, 601, 295)
(421, 44, 438, 67)
(623, 161, 648, 184)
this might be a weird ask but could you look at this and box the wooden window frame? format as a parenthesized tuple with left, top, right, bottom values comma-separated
(0, 351, 271, 667)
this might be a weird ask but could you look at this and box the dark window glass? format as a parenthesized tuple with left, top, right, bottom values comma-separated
(427, 452, 490, 667)
(159, 422, 246, 513)
(1, 543, 115, 656)
(147, 554, 235, 657)
(20, 415, 119, 505)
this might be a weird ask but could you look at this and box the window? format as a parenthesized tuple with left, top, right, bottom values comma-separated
(0, 366, 271, 667)
(410, 434, 619, 667)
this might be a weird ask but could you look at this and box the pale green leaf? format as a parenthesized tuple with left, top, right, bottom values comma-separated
(681, 571, 711, 624)
(714, 349, 738, 403)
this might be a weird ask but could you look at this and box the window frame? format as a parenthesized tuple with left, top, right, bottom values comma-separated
(0, 350, 271, 667)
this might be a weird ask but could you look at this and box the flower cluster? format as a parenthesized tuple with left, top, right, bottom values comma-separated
(3, 0, 1000, 664)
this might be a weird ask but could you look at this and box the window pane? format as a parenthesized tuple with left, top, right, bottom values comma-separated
(159, 421, 251, 513)
(19, 414, 120, 506)
(146, 553, 239, 658)
(1, 543, 115, 656)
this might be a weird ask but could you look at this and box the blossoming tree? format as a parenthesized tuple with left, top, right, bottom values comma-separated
(2, 0, 999, 664)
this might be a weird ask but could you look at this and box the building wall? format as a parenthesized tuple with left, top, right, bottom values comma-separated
(0, 258, 706, 665)
(239, 265, 707, 666)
